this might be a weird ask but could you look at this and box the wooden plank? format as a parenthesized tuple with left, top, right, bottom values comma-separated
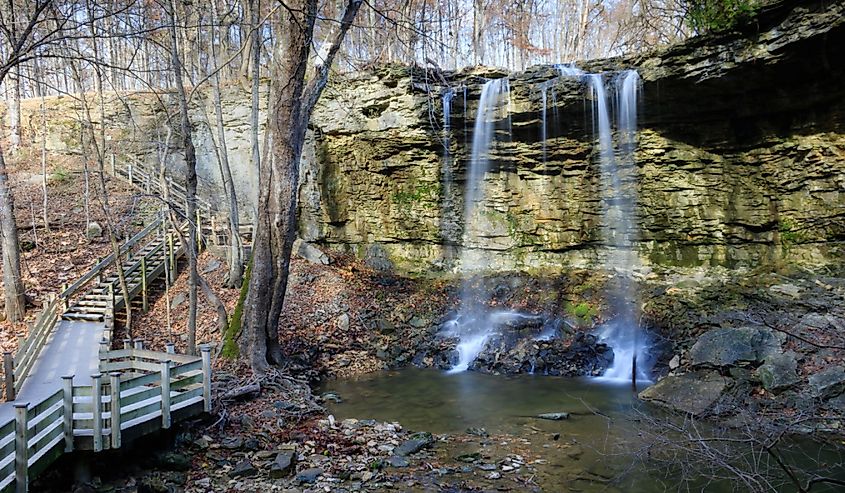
(171, 387, 203, 407)
(170, 360, 202, 377)
(26, 419, 62, 458)
(26, 390, 62, 422)
(170, 373, 202, 392)
(119, 372, 160, 391)
(58, 214, 163, 301)
(171, 395, 204, 412)
(120, 386, 160, 408)
(120, 400, 161, 424)
(27, 402, 62, 438)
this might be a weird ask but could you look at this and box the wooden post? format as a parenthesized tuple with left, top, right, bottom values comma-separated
(96, 257, 102, 284)
(91, 374, 103, 452)
(127, 163, 133, 185)
(109, 372, 121, 449)
(165, 343, 175, 354)
(99, 338, 109, 354)
(14, 402, 29, 493)
(60, 284, 68, 311)
(210, 215, 217, 245)
(196, 208, 202, 246)
(110, 153, 116, 176)
(107, 284, 115, 312)
(62, 375, 74, 452)
(141, 257, 148, 312)
(167, 233, 175, 282)
(201, 345, 212, 413)
(133, 339, 144, 350)
(160, 361, 171, 429)
(3, 352, 15, 401)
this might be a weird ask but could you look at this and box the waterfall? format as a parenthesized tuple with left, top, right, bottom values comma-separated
(540, 87, 547, 163)
(442, 78, 512, 373)
(588, 71, 652, 384)
(440, 88, 456, 245)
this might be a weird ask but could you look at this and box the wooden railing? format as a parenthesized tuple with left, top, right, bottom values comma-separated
(0, 346, 211, 492)
(2, 298, 60, 401)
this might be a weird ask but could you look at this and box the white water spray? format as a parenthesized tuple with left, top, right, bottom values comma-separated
(588, 71, 652, 384)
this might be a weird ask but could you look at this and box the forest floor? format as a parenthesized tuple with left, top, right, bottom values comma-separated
(0, 152, 156, 353)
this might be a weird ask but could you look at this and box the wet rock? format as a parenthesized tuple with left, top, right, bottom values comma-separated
(152, 451, 191, 471)
(689, 327, 782, 367)
(395, 432, 434, 456)
(669, 354, 681, 370)
(243, 437, 261, 451)
(269, 450, 296, 478)
(385, 455, 409, 468)
(293, 238, 331, 265)
(809, 366, 845, 399)
(296, 467, 323, 484)
(221, 436, 243, 449)
(320, 391, 342, 403)
(465, 427, 488, 437)
(229, 460, 257, 478)
(769, 283, 802, 299)
(536, 412, 570, 421)
(639, 371, 728, 416)
(757, 352, 800, 391)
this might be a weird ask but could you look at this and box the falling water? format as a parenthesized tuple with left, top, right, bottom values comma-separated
(441, 78, 512, 373)
(588, 71, 652, 384)
(440, 88, 456, 245)
(540, 87, 547, 163)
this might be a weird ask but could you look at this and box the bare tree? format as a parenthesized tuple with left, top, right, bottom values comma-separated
(167, 0, 199, 355)
(241, 0, 363, 373)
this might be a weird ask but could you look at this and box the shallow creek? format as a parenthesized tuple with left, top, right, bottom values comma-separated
(322, 368, 845, 492)
(323, 368, 670, 492)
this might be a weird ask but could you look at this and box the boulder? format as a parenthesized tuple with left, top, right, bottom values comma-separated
(757, 352, 800, 391)
(809, 366, 845, 399)
(296, 467, 323, 484)
(293, 238, 330, 265)
(536, 412, 570, 421)
(229, 460, 257, 478)
(639, 371, 728, 416)
(689, 327, 782, 367)
(269, 450, 296, 478)
(86, 221, 103, 239)
(395, 431, 434, 456)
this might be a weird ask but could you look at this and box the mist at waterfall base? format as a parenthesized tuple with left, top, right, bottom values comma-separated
(443, 78, 518, 374)
(439, 69, 653, 384)
(588, 70, 653, 384)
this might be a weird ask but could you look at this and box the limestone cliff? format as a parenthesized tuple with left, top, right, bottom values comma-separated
(21, 0, 845, 275)
(301, 0, 845, 274)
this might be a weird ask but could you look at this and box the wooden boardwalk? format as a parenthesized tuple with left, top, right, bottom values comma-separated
(0, 155, 238, 492)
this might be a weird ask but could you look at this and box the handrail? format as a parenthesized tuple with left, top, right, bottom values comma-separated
(0, 345, 212, 493)
(58, 213, 165, 301)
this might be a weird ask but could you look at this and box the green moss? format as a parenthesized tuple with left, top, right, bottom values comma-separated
(52, 165, 71, 183)
(778, 218, 806, 246)
(222, 256, 253, 359)
(565, 301, 597, 323)
(392, 181, 439, 208)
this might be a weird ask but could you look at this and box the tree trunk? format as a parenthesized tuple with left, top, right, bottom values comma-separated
(168, 0, 199, 355)
(242, 0, 362, 374)
(0, 143, 25, 322)
(210, 0, 244, 288)
(8, 68, 21, 153)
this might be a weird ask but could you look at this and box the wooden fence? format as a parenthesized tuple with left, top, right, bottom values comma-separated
(0, 346, 211, 492)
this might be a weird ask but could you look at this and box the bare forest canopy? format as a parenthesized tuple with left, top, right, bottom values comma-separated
(0, 0, 764, 101)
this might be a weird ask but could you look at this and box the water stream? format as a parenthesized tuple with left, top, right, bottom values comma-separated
(445, 78, 513, 372)
(588, 71, 652, 383)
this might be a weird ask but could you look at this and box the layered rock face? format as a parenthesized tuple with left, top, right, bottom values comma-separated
(301, 0, 845, 274)
(26, 0, 845, 276)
